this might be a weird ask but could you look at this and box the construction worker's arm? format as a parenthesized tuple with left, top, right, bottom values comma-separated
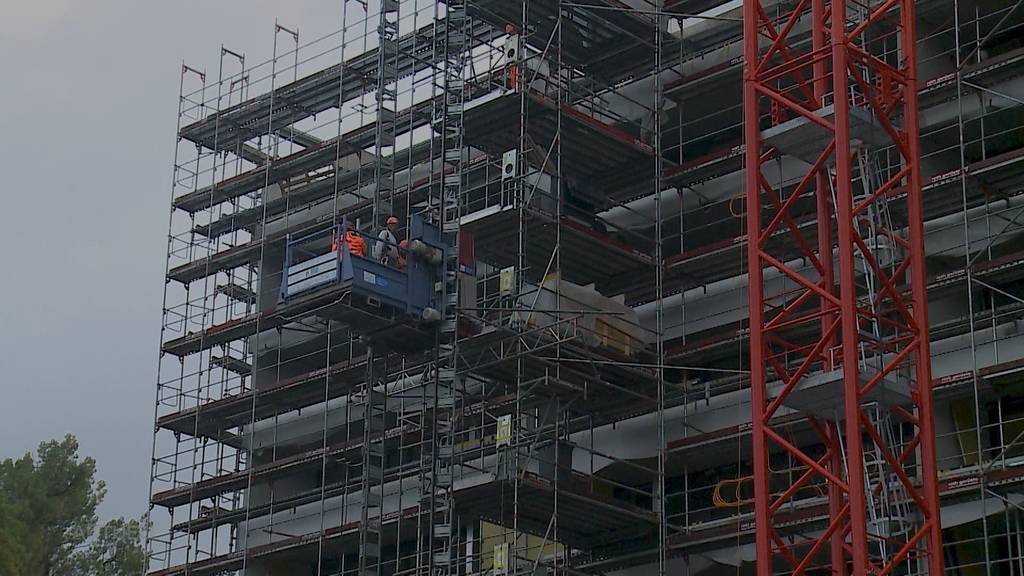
(373, 230, 389, 262)
(386, 231, 400, 261)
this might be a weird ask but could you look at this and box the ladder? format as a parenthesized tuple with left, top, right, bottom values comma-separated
(359, 0, 401, 573)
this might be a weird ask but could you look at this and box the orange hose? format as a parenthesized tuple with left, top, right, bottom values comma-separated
(713, 476, 755, 508)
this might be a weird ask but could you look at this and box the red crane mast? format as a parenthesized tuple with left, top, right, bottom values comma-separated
(742, 0, 944, 572)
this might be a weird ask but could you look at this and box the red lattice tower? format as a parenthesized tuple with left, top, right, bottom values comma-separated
(742, 0, 944, 573)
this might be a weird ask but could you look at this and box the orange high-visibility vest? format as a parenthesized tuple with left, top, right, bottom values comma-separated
(333, 231, 366, 257)
(346, 231, 366, 257)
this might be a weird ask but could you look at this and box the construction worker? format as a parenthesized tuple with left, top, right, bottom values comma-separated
(347, 223, 366, 257)
(397, 239, 409, 270)
(333, 220, 366, 257)
(504, 23, 518, 90)
(373, 216, 401, 265)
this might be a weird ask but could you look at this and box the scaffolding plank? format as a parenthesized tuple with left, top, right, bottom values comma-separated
(179, 19, 493, 152)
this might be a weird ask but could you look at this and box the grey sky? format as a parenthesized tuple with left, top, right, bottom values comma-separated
(0, 1, 343, 522)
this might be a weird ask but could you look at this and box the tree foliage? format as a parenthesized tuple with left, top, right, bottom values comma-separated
(0, 435, 146, 576)
(0, 497, 27, 575)
(69, 517, 147, 576)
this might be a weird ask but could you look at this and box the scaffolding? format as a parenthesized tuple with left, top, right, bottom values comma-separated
(145, 0, 1024, 574)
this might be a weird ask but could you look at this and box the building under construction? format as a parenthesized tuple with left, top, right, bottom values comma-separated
(146, 0, 1024, 573)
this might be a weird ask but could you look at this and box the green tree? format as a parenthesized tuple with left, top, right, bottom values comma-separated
(69, 517, 147, 576)
(0, 497, 27, 575)
(0, 435, 146, 576)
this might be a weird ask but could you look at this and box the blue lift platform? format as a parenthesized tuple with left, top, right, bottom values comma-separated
(281, 214, 444, 318)
(161, 215, 446, 357)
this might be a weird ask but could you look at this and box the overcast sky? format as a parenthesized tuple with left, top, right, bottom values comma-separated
(0, 1, 345, 522)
